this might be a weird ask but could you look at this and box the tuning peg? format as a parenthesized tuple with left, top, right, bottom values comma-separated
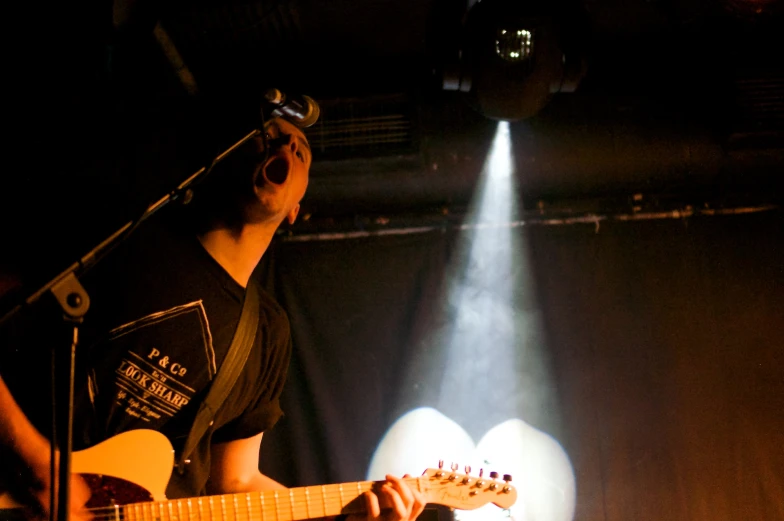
(489, 471, 499, 479)
(502, 474, 514, 494)
(475, 468, 486, 487)
(438, 460, 444, 469)
(464, 465, 472, 475)
(451, 462, 459, 472)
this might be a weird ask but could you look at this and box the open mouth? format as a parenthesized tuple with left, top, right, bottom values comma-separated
(263, 157, 289, 185)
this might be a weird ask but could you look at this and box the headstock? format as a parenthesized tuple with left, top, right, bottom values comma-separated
(419, 462, 517, 511)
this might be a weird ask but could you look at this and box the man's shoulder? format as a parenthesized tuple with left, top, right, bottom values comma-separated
(253, 283, 289, 324)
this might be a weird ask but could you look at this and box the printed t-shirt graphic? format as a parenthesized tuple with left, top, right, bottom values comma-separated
(88, 300, 217, 434)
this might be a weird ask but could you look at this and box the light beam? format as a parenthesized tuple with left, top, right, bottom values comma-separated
(369, 122, 576, 521)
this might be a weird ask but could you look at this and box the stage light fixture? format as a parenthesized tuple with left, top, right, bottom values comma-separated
(441, 0, 589, 121)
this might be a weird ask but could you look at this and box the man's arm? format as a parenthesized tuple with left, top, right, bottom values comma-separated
(0, 375, 45, 457)
(0, 375, 92, 520)
(207, 432, 287, 493)
(208, 434, 426, 521)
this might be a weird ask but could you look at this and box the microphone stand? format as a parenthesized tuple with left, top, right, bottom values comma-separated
(0, 127, 262, 521)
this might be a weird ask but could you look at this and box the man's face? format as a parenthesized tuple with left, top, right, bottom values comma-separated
(244, 117, 311, 226)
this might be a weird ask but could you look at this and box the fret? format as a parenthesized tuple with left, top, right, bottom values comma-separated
(220, 494, 227, 521)
(198, 497, 204, 521)
(338, 483, 345, 511)
(304, 486, 311, 519)
(233, 493, 240, 521)
(321, 485, 327, 518)
(187, 498, 193, 521)
(259, 491, 265, 521)
(245, 492, 252, 521)
(111, 503, 120, 521)
(289, 487, 295, 521)
(274, 489, 280, 521)
(177, 498, 184, 521)
(168, 498, 175, 521)
(209, 495, 215, 521)
(159, 500, 166, 521)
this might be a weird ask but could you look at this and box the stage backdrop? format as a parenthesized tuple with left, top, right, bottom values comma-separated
(258, 209, 783, 521)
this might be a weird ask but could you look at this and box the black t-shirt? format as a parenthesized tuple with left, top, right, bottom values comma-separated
(0, 217, 292, 499)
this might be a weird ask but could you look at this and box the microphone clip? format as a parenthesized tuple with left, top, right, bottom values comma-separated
(263, 88, 320, 128)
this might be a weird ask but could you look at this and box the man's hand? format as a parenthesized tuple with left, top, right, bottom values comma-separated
(19, 451, 93, 521)
(1, 376, 92, 519)
(348, 474, 426, 521)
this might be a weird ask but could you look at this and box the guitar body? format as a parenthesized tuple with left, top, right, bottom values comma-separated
(73, 429, 174, 504)
(0, 429, 173, 510)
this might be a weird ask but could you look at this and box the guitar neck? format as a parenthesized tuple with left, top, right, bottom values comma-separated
(119, 478, 415, 521)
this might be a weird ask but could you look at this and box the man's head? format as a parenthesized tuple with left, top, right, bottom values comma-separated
(246, 117, 312, 226)
(192, 116, 312, 233)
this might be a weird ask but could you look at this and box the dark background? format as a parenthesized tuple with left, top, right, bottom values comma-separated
(0, 0, 782, 519)
(260, 211, 783, 521)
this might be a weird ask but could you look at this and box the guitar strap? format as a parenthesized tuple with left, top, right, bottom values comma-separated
(176, 279, 260, 474)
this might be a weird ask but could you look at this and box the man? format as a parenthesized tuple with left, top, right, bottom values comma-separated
(0, 117, 425, 521)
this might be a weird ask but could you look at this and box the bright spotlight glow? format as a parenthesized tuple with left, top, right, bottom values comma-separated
(368, 408, 575, 521)
(369, 122, 575, 521)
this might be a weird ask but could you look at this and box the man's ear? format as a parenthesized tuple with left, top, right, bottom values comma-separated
(286, 204, 300, 225)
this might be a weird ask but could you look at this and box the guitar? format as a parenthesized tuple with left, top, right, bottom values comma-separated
(0, 429, 517, 520)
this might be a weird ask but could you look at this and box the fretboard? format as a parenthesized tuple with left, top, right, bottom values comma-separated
(113, 478, 423, 521)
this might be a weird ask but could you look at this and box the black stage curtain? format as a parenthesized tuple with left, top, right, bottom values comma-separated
(259, 209, 784, 521)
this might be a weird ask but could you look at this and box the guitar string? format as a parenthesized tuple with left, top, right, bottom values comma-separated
(82, 497, 511, 520)
(82, 491, 386, 521)
(82, 478, 430, 519)
(79, 477, 510, 520)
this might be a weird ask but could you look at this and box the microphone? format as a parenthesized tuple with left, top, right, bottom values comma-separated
(263, 88, 320, 128)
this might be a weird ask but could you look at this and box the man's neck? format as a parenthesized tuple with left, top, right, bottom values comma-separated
(197, 223, 276, 288)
